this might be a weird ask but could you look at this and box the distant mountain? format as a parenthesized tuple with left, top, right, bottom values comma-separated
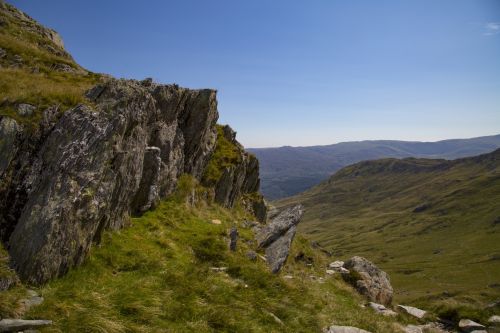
(248, 134, 500, 199)
(276, 149, 500, 306)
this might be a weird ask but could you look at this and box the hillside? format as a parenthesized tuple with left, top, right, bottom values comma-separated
(0, 3, 424, 333)
(277, 149, 500, 310)
(249, 135, 500, 199)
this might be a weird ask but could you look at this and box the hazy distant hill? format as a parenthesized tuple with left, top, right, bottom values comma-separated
(249, 134, 500, 199)
(276, 149, 500, 305)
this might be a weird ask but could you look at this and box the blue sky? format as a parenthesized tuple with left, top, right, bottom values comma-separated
(11, 0, 500, 147)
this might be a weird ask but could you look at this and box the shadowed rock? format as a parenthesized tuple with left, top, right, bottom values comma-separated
(343, 256, 393, 306)
(255, 205, 304, 273)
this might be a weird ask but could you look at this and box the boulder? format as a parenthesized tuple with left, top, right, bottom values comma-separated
(343, 256, 393, 306)
(397, 305, 427, 319)
(0, 319, 52, 332)
(458, 319, 486, 333)
(489, 315, 500, 324)
(229, 227, 238, 251)
(255, 205, 303, 273)
(368, 302, 397, 317)
(323, 325, 372, 333)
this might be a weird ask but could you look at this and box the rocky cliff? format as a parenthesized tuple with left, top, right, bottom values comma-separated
(0, 3, 266, 284)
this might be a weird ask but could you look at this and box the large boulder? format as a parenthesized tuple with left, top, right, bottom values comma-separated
(343, 256, 393, 306)
(458, 319, 486, 333)
(255, 205, 303, 273)
(1, 79, 220, 284)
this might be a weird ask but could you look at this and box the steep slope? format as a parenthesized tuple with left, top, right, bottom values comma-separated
(0, 1, 265, 285)
(0, 184, 405, 332)
(277, 149, 500, 308)
(249, 135, 500, 199)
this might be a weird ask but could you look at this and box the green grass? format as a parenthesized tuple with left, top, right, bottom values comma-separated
(277, 151, 500, 314)
(202, 125, 243, 187)
(0, 185, 407, 332)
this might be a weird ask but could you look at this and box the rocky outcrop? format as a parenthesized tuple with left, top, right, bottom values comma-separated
(255, 205, 303, 273)
(0, 78, 225, 284)
(343, 256, 393, 306)
(212, 125, 266, 221)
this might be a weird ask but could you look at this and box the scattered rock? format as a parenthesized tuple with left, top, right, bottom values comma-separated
(209, 267, 228, 272)
(0, 47, 6, 58)
(210, 219, 222, 225)
(283, 275, 293, 279)
(329, 261, 350, 273)
(323, 325, 372, 333)
(489, 315, 500, 324)
(397, 305, 427, 319)
(368, 302, 397, 317)
(246, 250, 257, 261)
(0, 319, 52, 332)
(403, 324, 423, 333)
(458, 319, 486, 333)
(16, 103, 36, 117)
(19, 290, 44, 312)
(326, 270, 336, 275)
(229, 227, 238, 251)
(413, 203, 431, 213)
(343, 256, 393, 306)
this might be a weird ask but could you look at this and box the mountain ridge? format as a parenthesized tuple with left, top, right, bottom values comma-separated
(249, 134, 500, 199)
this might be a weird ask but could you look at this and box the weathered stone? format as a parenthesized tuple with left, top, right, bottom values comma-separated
(323, 325, 372, 333)
(16, 103, 36, 117)
(255, 205, 303, 248)
(229, 227, 238, 251)
(329, 260, 349, 273)
(254, 205, 303, 273)
(0, 319, 51, 332)
(489, 315, 500, 324)
(131, 147, 162, 214)
(265, 225, 297, 273)
(458, 319, 485, 332)
(368, 302, 397, 316)
(343, 256, 393, 306)
(397, 305, 427, 319)
(0, 47, 6, 58)
(246, 250, 257, 261)
(4, 79, 220, 284)
(0, 117, 19, 176)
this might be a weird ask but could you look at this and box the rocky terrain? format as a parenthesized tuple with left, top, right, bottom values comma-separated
(0, 2, 499, 332)
(277, 149, 500, 318)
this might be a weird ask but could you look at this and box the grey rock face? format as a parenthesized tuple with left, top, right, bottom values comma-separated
(229, 227, 238, 251)
(256, 205, 303, 248)
(0, 117, 19, 176)
(323, 325, 372, 333)
(256, 205, 304, 273)
(0, 319, 51, 332)
(1, 78, 220, 284)
(343, 256, 393, 306)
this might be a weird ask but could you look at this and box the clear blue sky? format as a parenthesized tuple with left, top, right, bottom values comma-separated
(11, 0, 500, 147)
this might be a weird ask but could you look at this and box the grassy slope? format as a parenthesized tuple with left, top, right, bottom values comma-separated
(0, 3, 100, 129)
(1, 179, 406, 332)
(277, 150, 500, 312)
